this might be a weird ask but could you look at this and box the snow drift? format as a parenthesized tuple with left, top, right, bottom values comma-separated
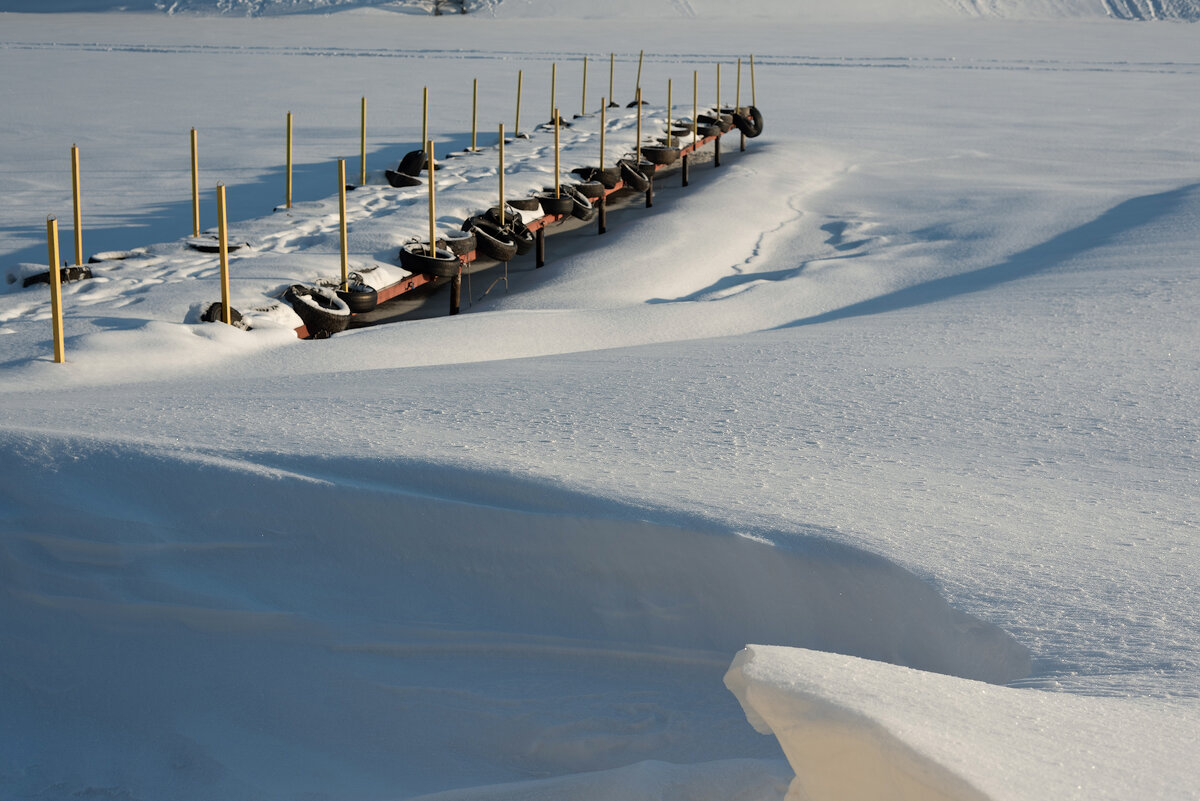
(0, 433, 1028, 799)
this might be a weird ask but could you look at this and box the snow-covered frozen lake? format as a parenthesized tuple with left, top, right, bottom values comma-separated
(1, 2, 1198, 800)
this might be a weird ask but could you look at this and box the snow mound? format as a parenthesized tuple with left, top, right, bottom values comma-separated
(725, 645, 1200, 801)
(0, 435, 1028, 800)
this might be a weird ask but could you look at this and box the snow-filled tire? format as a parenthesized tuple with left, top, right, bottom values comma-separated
(506, 197, 542, 212)
(573, 180, 606, 199)
(442, 229, 477, 258)
(732, 105, 764, 138)
(399, 243, 460, 278)
(618, 159, 651, 193)
(462, 217, 519, 262)
(284, 284, 350, 338)
(336, 283, 378, 314)
(641, 145, 680, 166)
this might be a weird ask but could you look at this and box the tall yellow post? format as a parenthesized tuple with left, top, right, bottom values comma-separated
(515, 69, 523, 136)
(581, 55, 588, 116)
(716, 63, 721, 111)
(751, 53, 757, 106)
(667, 78, 673, 145)
(190, 129, 200, 237)
(692, 70, 698, 147)
(498, 123, 505, 226)
(635, 87, 642, 163)
(553, 108, 560, 199)
(426, 139, 436, 256)
(360, 96, 367, 186)
(736, 57, 742, 109)
(422, 87, 429, 154)
(338, 159, 348, 290)
(609, 53, 615, 107)
(471, 78, 478, 151)
(70, 145, 82, 266)
(45, 216, 65, 363)
(285, 112, 293, 209)
(600, 98, 606, 171)
(550, 62, 557, 123)
(216, 183, 231, 325)
(636, 49, 644, 99)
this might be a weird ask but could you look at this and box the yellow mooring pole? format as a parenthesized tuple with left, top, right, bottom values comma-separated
(636, 49, 644, 100)
(553, 108, 560, 199)
(498, 123, 505, 226)
(216, 183, 231, 325)
(609, 53, 615, 107)
(635, 87, 642, 164)
(716, 63, 722, 112)
(70, 145, 82, 266)
(692, 70, 698, 148)
(600, 98, 606, 172)
(751, 53, 757, 106)
(285, 112, 293, 209)
(471, 78, 479, 151)
(667, 78, 673, 145)
(190, 128, 200, 237)
(426, 139, 436, 256)
(338, 158, 348, 290)
(550, 62, 557, 124)
(515, 69, 523, 136)
(45, 216, 65, 363)
(360, 97, 367, 186)
(736, 57, 742, 110)
(422, 87, 429, 154)
(581, 55, 588, 116)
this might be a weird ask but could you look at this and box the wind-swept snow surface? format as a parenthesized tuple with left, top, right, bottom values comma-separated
(1, 5, 1198, 801)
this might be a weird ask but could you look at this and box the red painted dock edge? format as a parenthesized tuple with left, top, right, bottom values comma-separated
(292, 130, 726, 338)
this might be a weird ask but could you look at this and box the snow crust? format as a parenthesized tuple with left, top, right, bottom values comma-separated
(726, 645, 1200, 801)
(1, 5, 1199, 801)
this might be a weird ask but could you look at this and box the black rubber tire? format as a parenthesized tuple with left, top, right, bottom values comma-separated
(506, 197, 542, 212)
(700, 112, 733, 133)
(574, 180, 606, 199)
(385, 169, 422, 188)
(397, 149, 427, 176)
(571, 166, 620, 189)
(618, 159, 651, 193)
(732, 105, 764, 138)
(462, 218, 519, 262)
(561, 186, 596, 222)
(399, 243, 460, 278)
(284, 284, 351, 338)
(641, 145, 680, 166)
(481, 208, 535, 256)
(199, 301, 244, 325)
(442, 230, 477, 257)
(537, 193, 575, 217)
(22, 265, 93, 288)
(336, 284, 378, 314)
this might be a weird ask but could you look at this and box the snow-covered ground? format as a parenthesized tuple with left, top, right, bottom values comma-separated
(1, 2, 1198, 800)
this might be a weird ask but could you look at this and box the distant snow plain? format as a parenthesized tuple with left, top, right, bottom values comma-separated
(1, 1, 1198, 800)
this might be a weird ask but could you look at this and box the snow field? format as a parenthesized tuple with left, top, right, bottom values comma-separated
(2, 6, 1199, 801)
